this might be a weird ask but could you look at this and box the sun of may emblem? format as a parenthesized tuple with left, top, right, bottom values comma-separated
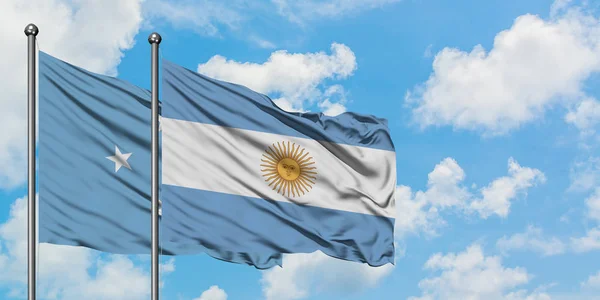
(261, 141, 317, 197)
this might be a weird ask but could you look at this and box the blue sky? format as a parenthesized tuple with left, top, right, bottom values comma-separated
(1, 0, 600, 299)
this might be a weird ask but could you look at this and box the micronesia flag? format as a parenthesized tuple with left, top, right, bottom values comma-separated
(161, 59, 397, 269)
(38, 51, 165, 254)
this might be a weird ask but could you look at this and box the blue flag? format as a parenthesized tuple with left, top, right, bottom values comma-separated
(38, 52, 282, 268)
(39, 51, 157, 253)
(161, 60, 397, 268)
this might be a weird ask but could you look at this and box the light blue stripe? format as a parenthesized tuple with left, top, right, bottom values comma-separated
(161, 59, 395, 152)
(161, 185, 396, 267)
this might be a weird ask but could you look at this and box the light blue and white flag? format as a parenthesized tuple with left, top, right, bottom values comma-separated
(161, 60, 397, 268)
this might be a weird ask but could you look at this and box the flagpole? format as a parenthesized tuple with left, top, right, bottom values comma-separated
(24, 23, 39, 300)
(148, 32, 162, 300)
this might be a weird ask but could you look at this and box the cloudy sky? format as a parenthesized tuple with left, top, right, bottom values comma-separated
(1, 0, 600, 299)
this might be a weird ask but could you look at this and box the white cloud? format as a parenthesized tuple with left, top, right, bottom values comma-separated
(272, 99, 307, 114)
(419, 157, 471, 209)
(260, 251, 393, 300)
(249, 35, 277, 49)
(569, 156, 600, 192)
(395, 157, 545, 237)
(0, 0, 145, 188)
(143, 0, 244, 37)
(581, 270, 600, 290)
(496, 225, 566, 257)
(551, 0, 574, 17)
(394, 185, 446, 238)
(197, 43, 356, 113)
(144, 0, 395, 46)
(571, 187, 600, 253)
(160, 257, 176, 274)
(317, 85, 348, 116)
(394, 158, 468, 238)
(0, 196, 172, 299)
(565, 97, 600, 136)
(406, 5, 600, 135)
(571, 228, 600, 253)
(63, 255, 150, 300)
(423, 44, 434, 58)
(409, 244, 544, 300)
(469, 158, 546, 219)
(193, 285, 228, 300)
(318, 99, 347, 116)
(504, 289, 552, 300)
(272, 0, 401, 24)
(586, 188, 600, 222)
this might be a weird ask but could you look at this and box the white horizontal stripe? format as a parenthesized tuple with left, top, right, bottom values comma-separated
(162, 118, 396, 218)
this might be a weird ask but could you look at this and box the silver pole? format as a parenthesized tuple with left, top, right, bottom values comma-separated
(24, 23, 38, 300)
(148, 32, 162, 300)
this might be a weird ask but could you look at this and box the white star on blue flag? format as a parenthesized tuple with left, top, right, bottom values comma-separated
(106, 146, 132, 172)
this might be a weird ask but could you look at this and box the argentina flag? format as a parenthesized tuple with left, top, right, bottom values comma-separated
(161, 60, 397, 268)
(38, 51, 281, 267)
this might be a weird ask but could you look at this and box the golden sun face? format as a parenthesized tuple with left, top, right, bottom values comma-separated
(261, 141, 317, 197)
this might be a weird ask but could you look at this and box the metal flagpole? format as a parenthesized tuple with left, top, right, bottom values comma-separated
(148, 32, 162, 300)
(25, 23, 39, 300)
